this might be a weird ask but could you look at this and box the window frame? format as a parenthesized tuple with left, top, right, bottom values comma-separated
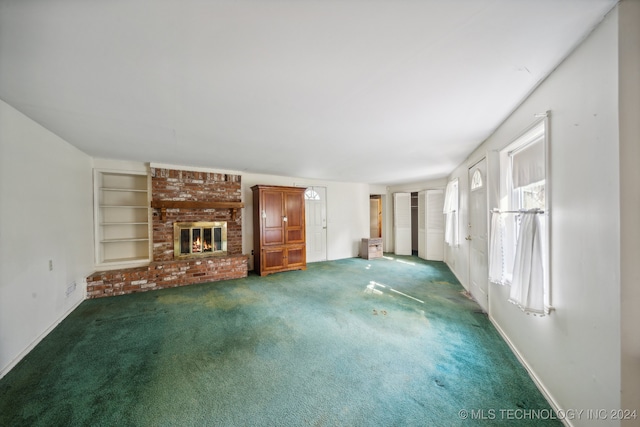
(499, 115, 552, 313)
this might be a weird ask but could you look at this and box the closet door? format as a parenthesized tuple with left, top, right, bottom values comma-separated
(418, 192, 426, 259)
(426, 189, 445, 261)
(394, 192, 412, 255)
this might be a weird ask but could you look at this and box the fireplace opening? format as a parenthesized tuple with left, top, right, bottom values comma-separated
(174, 222, 227, 259)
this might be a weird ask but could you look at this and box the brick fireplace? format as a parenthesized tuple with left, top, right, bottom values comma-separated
(86, 167, 248, 298)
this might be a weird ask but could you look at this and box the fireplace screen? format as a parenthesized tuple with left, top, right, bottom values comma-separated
(174, 222, 227, 259)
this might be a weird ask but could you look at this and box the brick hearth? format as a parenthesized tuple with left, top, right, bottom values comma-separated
(86, 167, 248, 298)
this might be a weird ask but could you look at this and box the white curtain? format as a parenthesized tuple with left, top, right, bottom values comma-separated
(508, 212, 545, 316)
(488, 212, 517, 285)
(443, 180, 458, 246)
(511, 137, 544, 189)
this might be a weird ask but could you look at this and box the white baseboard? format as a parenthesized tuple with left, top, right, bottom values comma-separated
(445, 260, 469, 292)
(489, 317, 573, 427)
(0, 298, 84, 380)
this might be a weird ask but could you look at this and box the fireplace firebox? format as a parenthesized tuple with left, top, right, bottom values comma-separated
(174, 221, 227, 259)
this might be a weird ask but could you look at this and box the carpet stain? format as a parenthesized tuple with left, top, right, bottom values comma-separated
(431, 281, 453, 286)
(205, 286, 261, 310)
(460, 291, 475, 300)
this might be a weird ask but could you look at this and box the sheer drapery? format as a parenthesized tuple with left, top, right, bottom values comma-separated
(511, 137, 544, 189)
(443, 180, 458, 246)
(488, 212, 516, 286)
(508, 212, 545, 316)
(489, 211, 546, 315)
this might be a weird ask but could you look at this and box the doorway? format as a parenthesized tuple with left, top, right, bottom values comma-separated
(369, 196, 382, 238)
(411, 192, 419, 256)
(468, 158, 489, 311)
(305, 186, 327, 263)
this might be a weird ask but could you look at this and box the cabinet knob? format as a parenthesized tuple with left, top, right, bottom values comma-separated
(283, 216, 288, 222)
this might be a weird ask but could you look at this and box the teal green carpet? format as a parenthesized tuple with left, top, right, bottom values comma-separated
(0, 256, 560, 426)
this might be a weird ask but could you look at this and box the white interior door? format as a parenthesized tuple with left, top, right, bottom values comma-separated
(468, 158, 489, 311)
(394, 192, 412, 255)
(305, 186, 327, 263)
(417, 192, 426, 258)
(426, 189, 445, 261)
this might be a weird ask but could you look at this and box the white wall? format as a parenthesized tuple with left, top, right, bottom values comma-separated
(618, 0, 640, 419)
(0, 99, 94, 378)
(445, 7, 623, 423)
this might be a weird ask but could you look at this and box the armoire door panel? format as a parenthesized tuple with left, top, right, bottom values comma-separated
(284, 192, 303, 227)
(287, 228, 303, 243)
(263, 192, 284, 224)
(286, 246, 305, 268)
(263, 248, 285, 271)
(262, 190, 284, 246)
(264, 229, 284, 245)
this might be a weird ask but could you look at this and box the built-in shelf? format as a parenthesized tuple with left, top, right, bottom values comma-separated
(151, 200, 244, 220)
(100, 205, 149, 209)
(101, 238, 150, 243)
(102, 256, 150, 264)
(95, 170, 150, 267)
(101, 204, 148, 208)
(102, 222, 149, 226)
(101, 187, 147, 193)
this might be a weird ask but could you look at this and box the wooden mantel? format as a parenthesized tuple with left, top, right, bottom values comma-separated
(151, 200, 245, 220)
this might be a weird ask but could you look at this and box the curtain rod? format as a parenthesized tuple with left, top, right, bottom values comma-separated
(491, 208, 545, 214)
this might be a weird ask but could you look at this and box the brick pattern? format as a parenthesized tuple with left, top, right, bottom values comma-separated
(86, 256, 248, 298)
(86, 167, 248, 299)
(151, 167, 243, 261)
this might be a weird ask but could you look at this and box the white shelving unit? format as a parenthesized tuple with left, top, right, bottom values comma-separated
(94, 170, 150, 268)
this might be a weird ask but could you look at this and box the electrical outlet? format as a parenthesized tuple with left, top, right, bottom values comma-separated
(49, 260, 53, 271)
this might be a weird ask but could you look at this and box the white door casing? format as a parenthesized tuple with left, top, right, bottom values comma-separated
(468, 158, 489, 312)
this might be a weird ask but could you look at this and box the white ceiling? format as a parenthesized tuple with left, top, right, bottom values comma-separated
(0, 0, 617, 185)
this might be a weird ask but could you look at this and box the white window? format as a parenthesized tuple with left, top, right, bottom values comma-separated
(443, 179, 459, 246)
(509, 124, 546, 213)
(491, 116, 551, 315)
(304, 188, 320, 200)
(471, 169, 483, 191)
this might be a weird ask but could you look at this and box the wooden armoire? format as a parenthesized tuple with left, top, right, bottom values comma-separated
(252, 185, 306, 276)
